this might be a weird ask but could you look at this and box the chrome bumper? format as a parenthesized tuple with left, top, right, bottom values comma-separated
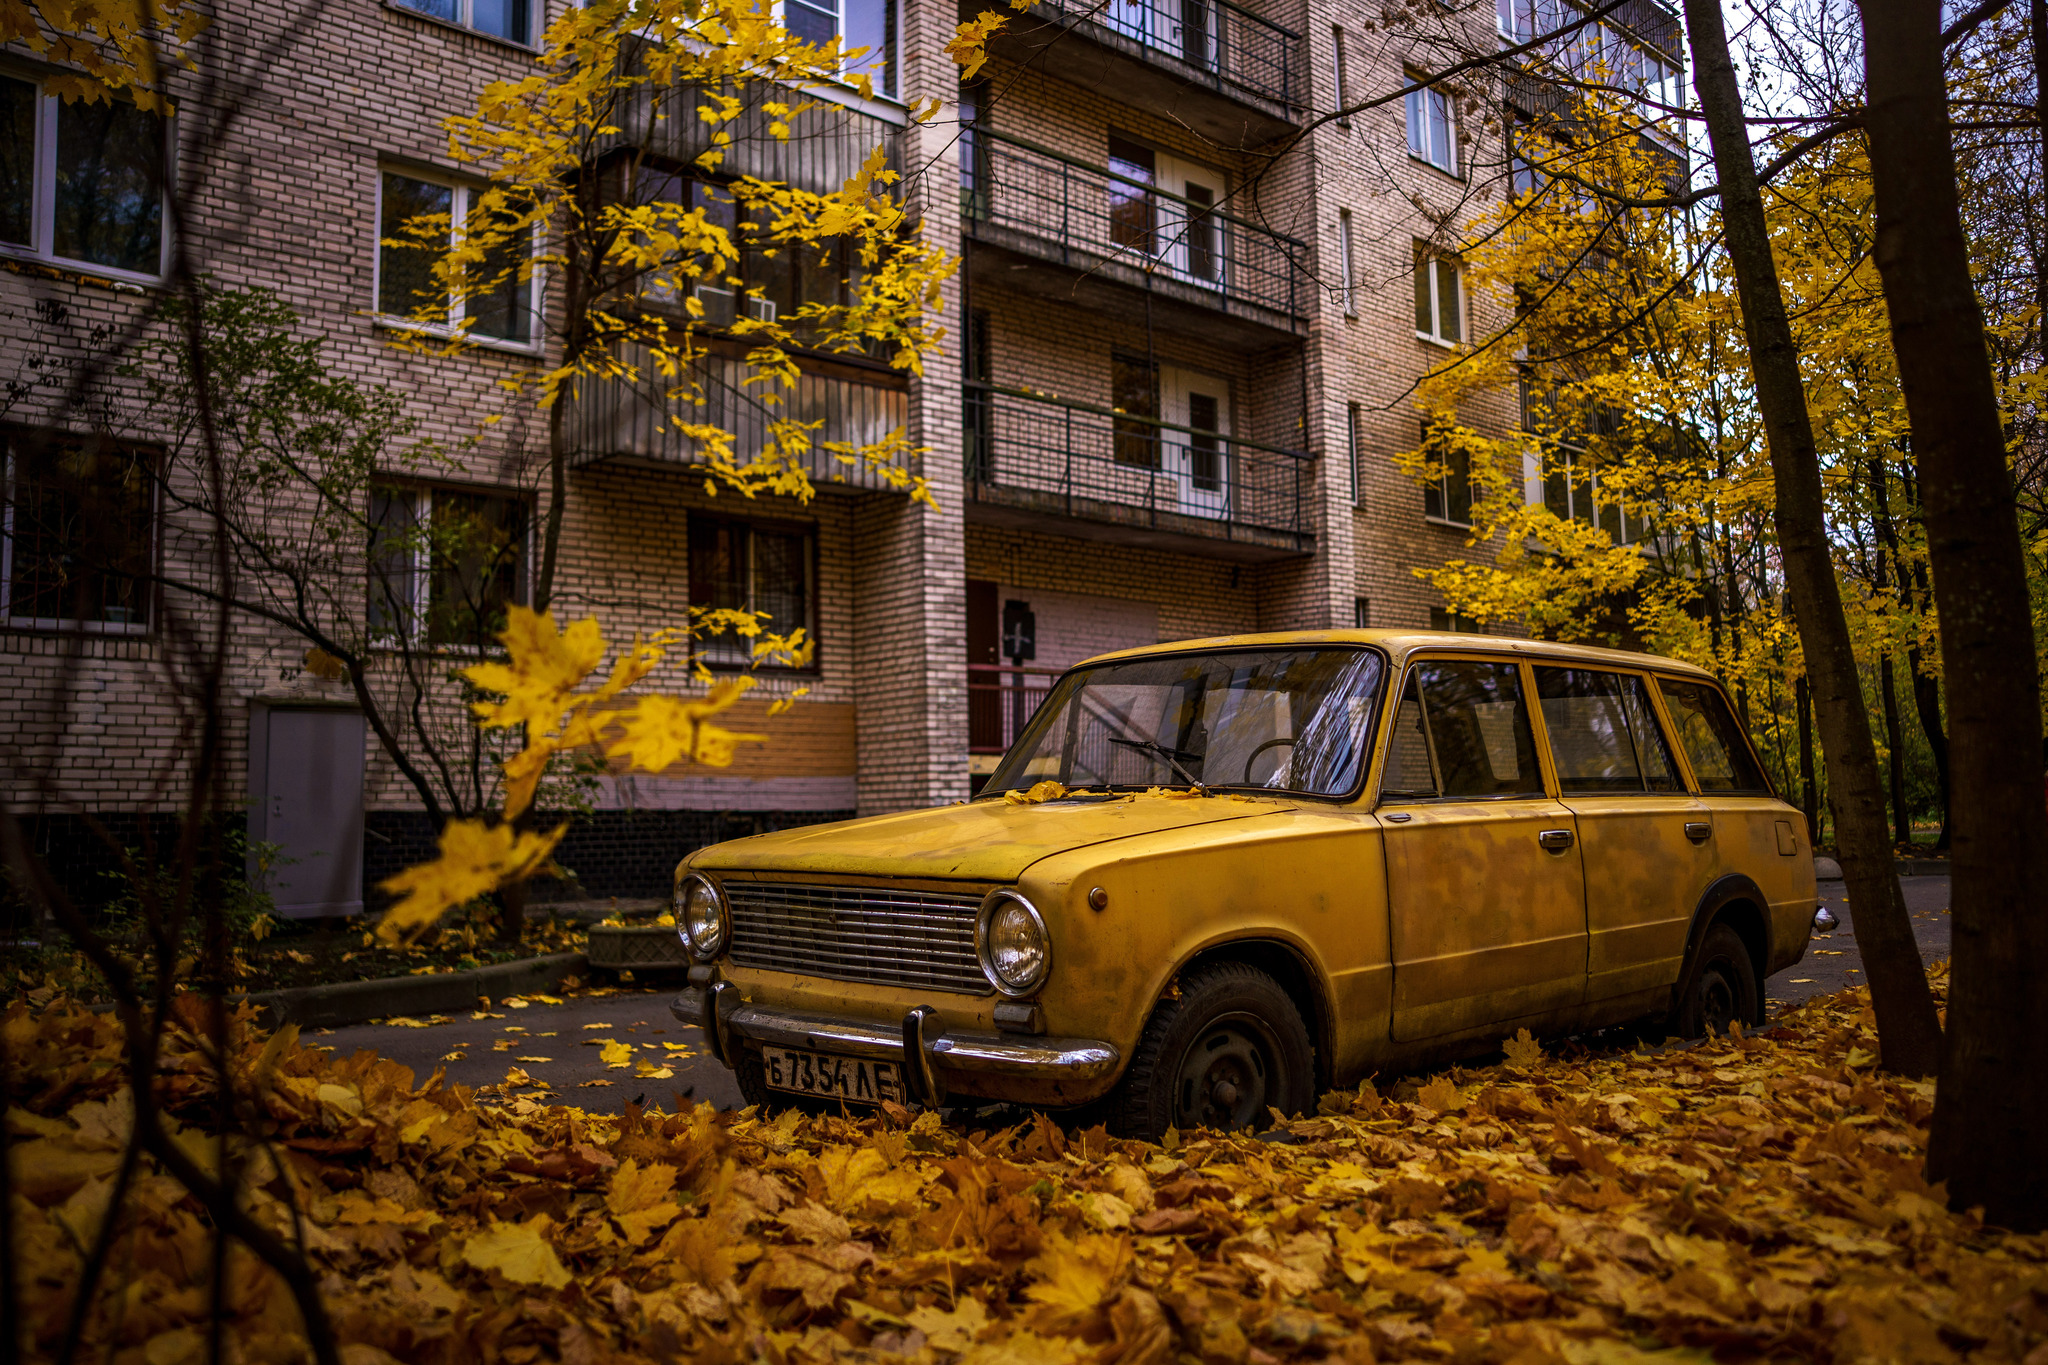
(669, 984, 1120, 1105)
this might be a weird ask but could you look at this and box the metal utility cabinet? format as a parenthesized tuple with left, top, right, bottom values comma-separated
(246, 698, 366, 918)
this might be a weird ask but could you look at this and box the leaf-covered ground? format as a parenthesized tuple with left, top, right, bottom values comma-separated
(8, 973, 2046, 1365)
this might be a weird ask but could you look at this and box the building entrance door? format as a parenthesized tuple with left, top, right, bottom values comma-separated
(1160, 366, 1232, 519)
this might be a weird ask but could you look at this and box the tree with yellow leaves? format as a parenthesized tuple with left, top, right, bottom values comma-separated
(379, 0, 957, 614)
(0, 0, 206, 109)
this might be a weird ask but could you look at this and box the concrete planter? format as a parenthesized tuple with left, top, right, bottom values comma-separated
(586, 922, 689, 971)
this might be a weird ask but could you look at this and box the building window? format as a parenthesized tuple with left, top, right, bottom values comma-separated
(783, 0, 899, 97)
(1336, 208, 1356, 316)
(1332, 27, 1351, 125)
(377, 170, 536, 345)
(959, 80, 990, 220)
(1421, 420, 1473, 526)
(1404, 75, 1458, 175)
(2, 430, 156, 631)
(366, 486, 528, 648)
(1414, 252, 1462, 345)
(1107, 135, 1157, 256)
(1, 73, 166, 279)
(1347, 401, 1363, 505)
(688, 514, 816, 669)
(390, 0, 532, 45)
(1429, 607, 1484, 633)
(1111, 351, 1161, 469)
(1353, 597, 1371, 629)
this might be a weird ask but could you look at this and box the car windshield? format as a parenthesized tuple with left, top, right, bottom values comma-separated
(982, 648, 1386, 798)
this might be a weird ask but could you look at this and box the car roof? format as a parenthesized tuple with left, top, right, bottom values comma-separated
(1071, 629, 1722, 681)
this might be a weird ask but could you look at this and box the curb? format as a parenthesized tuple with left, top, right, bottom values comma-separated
(244, 952, 589, 1029)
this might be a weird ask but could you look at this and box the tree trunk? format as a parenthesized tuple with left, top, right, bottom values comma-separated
(1878, 656, 1908, 848)
(1797, 673, 1819, 841)
(1905, 642, 1951, 850)
(1685, 0, 1944, 1076)
(1860, 0, 2048, 1230)
(1868, 454, 1912, 848)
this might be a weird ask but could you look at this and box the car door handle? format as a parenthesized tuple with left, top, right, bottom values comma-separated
(1537, 828, 1575, 851)
(1685, 821, 1712, 843)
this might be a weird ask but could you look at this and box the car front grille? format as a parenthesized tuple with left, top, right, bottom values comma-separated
(725, 882, 991, 995)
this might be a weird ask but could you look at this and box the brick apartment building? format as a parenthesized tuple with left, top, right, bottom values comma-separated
(0, 0, 1682, 913)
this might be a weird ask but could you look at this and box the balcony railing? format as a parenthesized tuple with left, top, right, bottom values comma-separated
(1025, 0, 1301, 110)
(964, 130, 1306, 323)
(969, 665, 1061, 755)
(564, 342, 909, 492)
(964, 381, 1314, 552)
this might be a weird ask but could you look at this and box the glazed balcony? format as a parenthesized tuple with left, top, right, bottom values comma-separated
(964, 381, 1314, 561)
(966, 0, 1303, 146)
(563, 342, 910, 493)
(964, 131, 1308, 346)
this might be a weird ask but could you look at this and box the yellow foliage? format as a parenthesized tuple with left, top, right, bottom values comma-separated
(374, 818, 568, 944)
(0, 0, 208, 110)
(461, 1215, 572, 1289)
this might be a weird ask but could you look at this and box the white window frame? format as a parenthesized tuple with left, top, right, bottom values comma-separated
(1332, 26, 1351, 126)
(1415, 253, 1462, 346)
(0, 67, 171, 284)
(1, 435, 158, 635)
(373, 167, 541, 353)
(1404, 75, 1458, 176)
(774, 0, 901, 101)
(366, 484, 533, 649)
(1336, 208, 1356, 317)
(386, 0, 534, 47)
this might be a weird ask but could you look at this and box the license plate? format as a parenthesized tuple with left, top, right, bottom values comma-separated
(761, 1046, 905, 1106)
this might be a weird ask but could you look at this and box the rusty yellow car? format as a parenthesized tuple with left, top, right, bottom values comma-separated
(668, 630, 1815, 1137)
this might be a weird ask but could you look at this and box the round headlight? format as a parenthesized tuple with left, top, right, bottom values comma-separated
(978, 891, 1050, 995)
(677, 873, 728, 960)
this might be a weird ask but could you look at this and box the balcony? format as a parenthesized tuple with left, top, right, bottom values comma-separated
(964, 131, 1308, 346)
(563, 342, 911, 493)
(610, 72, 903, 198)
(964, 381, 1314, 560)
(966, 0, 1302, 146)
(969, 665, 1060, 756)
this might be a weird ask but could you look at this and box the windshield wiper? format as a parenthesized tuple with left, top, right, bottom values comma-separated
(1106, 735, 1209, 795)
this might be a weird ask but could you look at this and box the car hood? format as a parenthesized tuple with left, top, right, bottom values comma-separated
(687, 792, 1289, 883)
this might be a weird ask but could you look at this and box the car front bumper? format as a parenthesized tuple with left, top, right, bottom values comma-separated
(670, 983, 1121, 1108)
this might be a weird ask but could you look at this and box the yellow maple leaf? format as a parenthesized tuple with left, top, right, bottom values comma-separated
(1024, 1232, 1129, 1322)
(462, 1215, 571, 1289)
(1004, 780, 1069, 805)
(600, 1040, 634, 1069)
(375, 818, 567, 942)
(1416, 1076, 1462, 1113)
(605, 683, 764, 773)
(1503, 1028, 1544, 1069)
(906, 1297, 991, 1354)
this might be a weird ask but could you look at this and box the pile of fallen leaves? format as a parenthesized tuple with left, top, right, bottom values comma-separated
(8, 977, 2047, 1365)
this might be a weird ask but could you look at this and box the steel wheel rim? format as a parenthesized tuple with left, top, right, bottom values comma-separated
(1173, 1012, 1276, 1131)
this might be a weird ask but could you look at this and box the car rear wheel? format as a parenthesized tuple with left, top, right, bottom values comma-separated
(1106, 961, 1315, 1141)
(1673, 923, 1759, 1038)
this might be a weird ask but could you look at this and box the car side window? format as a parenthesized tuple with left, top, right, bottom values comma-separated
(1534, 667, 1683, 793)
(1658, 678, 1771, 794)
(1382, 659, 1544, 800)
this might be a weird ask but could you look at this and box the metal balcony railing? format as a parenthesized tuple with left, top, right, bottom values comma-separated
(1027, 0, 1301, 110)
(969, 665, 1061, 754)
(964, 130, 1306, 322)
(964, 381, 1314, 549)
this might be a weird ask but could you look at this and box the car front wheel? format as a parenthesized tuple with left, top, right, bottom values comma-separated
(1673, 922, 1759, 1038)
(1107, 961, 1316, 1140)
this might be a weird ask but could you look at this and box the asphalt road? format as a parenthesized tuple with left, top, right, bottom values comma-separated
(310, 875, 1952, 1113)
(1765, 873, 1951, 1011)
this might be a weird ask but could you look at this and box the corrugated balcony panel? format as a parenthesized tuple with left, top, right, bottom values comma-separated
(963, 382, 1314, 556)
(566, 344, 910, 492)
(611, 74, 903, 198)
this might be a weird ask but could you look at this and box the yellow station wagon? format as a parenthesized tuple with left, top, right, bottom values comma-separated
(668, 631, 1815, 1137)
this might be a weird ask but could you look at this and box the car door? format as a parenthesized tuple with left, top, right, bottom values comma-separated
(1379, 656, 1589, 1041)
(1655, 675, 1790, 902)
(1533, 665, 1714, 1003)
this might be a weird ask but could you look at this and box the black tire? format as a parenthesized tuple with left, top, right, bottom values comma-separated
(1672, 923, 1759, 1038)
(1105, 961, 1315, 1141)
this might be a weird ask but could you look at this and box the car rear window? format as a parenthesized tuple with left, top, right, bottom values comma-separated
(1657, 678, 1772, 794)
(1534, 667, 1683, 794)
(1381, 659, 1545, 800)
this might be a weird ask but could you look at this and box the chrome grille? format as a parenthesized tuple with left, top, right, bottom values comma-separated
(725, 883, 991, 994)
